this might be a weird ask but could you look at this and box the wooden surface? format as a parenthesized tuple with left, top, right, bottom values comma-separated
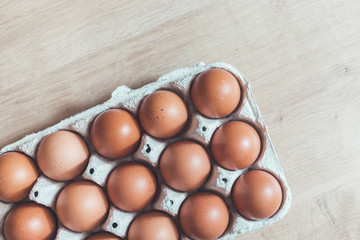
(1, 0, 360, 239)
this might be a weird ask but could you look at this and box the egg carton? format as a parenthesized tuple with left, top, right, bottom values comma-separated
(0, 62, 291, 240)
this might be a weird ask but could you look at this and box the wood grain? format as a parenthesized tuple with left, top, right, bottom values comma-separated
(1, 0, 359, 239)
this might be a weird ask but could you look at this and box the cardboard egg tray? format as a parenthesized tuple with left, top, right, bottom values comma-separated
(0, 62, 291, 240)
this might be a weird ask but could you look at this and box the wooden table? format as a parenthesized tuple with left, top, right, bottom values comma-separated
(1, 0, 359, 239)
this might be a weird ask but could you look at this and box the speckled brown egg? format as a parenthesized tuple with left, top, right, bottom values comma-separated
(87, 232, 121, 240)
(211, 121, 261, 170)
(159, 140, 211, 191)
(56, 181, 109, 232)
(4, 202, 57, 240)
(139, 90, 188, 138)
(128, 211, 178, 240)
(107, 162, 157, 212)
(179, 191, 229, 240)
(232, 170, 283, 220)
(91, 109, 141, 159)
(0, 152, 38, 202)
(191, 68, 241, 118)
(37, 130, 89, 181)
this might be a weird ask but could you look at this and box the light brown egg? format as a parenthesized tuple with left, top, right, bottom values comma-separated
(91, 109, 141, 159)
(37, 130, 89, 181)
(232, 170, 283, 220)
(191, 68, 241, 118)
(127, 211, 178, 240)
(56, 181, 109, 232)
(87, 232, 121, 240)
(4, 202, 57, 240)
(211, 121, 261, 170)
(139, 90, 188, 138)
(107, 162, 157, 212)
(159, 140, 211, 191)
(0, 152, 38, 202)
(179, 191, 229, 240)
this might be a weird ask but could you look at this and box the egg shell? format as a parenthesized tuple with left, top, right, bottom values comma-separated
(0, 152, 38, 202)
(91, 109, 141, 159)
(159, 140, 211, 191)
(211, 121, 261, 170)
(107, 162, 157, 212)
(139, 90, 188, 139)
(4, 202, 57, 240)
(232, 170, 283, 220)
(127, 211, 179, 240)
(56, 181, 109, 232)
(37, 130, 89, 181)
(87, 231, 121, 240)
(179, 191, 230, 240)
(191, 68, 241, 118)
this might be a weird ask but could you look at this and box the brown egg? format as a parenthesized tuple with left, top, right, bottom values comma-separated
(191, 68, 241, 118)
(87, 232, 121, 240)
(211, 121, 261, 170)
(232, 170, 282, 220)
(37, 130, 89, 181)
(107, 163, 157, 212)
(4, 202, 56, 240)
(56, 181, 109, 232)
(128, 211, 178, 240)
(139, 90, 188, 138)
(0, 152, 38, 202)
(91, 109, 141, 159)
(179, 191, 229, 240)
(160, 140, 211, 191)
